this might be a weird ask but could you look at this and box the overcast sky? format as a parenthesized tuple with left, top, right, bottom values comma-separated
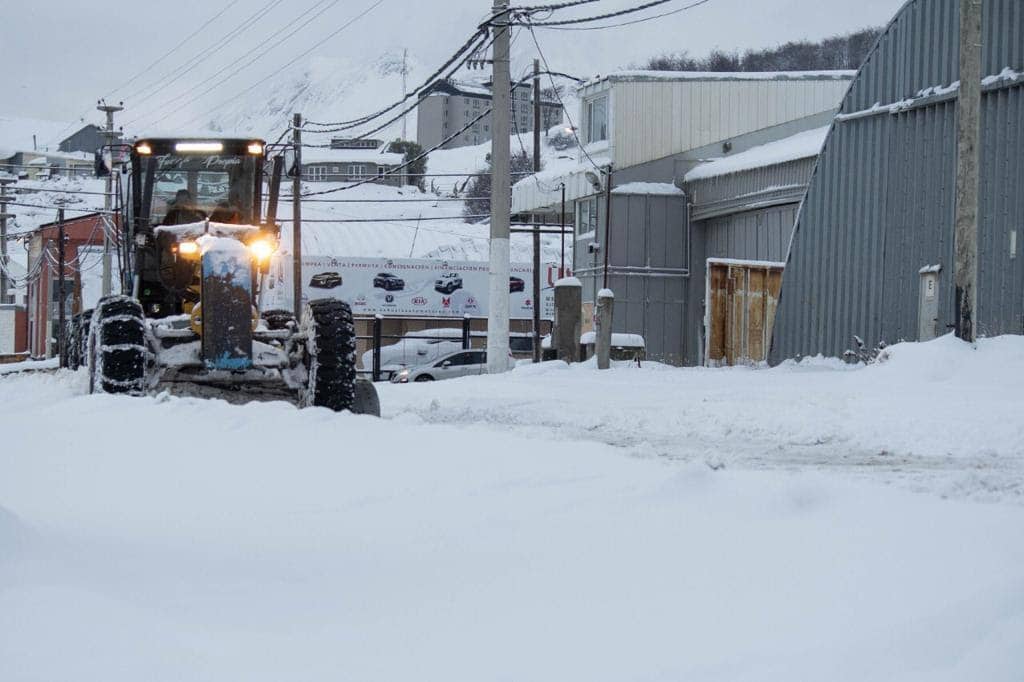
(1, 0, 903, 125)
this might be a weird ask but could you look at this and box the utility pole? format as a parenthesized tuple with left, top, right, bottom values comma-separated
(292, 113, 304, 321)
(531, 58, 542, 363)
(487, 0, 512, 373)
(56, 208, 67, 365)
(401, 48, 409, 141)
(954, 0, 982, 342)
(0, 178, 15, 304)
(97, 100, 123, 297)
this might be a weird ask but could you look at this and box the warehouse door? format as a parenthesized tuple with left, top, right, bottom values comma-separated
(705, 260, 784, 366)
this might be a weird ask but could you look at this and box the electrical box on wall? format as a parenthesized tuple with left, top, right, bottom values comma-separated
(918, 264, 942, 342)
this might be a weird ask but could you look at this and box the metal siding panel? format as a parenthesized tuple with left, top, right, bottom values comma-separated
(772, 0, 1023, 362)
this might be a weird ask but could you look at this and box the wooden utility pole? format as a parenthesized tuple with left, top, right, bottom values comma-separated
(97, 101, 123, 297)
(401, 48, 409, 141)
(954, 0, 982, 342)
(0, 178, 15, 304)
(292, 113, 304, 320)
(531, 58, 542, 363)
(486, 0, 512, 373)
(56, 208, 67, 365)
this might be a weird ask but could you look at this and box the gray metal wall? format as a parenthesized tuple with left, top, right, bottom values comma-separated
(58, 125, 105, 154)
(703, 204, 796, 263)
(771, 0, 1024, 362)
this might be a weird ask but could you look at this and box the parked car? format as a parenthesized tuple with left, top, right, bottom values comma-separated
(374, 272, 405, 291)
(509, 276, 525, 293)
(361, 328, 465, 372)
(308, 271, 343, 289)
(391, 348, 514, 383)
(434, 272, 463, 294)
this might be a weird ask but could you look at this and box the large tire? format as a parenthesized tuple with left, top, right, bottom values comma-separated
(302, 299, 357, 411)
(350, 380, 381, 417)
(68, 309, 93, 371)
(88, 296, 147, 395)
(261, 308, 295, 331)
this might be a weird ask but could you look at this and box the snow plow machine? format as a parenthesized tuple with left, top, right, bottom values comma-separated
(67, 136, 379, 415)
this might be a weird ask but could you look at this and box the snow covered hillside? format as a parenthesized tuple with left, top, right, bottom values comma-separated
(1, 335, 1022, 680)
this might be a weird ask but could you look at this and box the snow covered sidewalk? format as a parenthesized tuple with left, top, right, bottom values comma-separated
(1, 337, 1023, 680)
(382, 334, 1024, 503)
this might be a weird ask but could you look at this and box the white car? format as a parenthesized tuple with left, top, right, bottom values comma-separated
(391, 349, 513, 383)
(434, 272, 463, 294)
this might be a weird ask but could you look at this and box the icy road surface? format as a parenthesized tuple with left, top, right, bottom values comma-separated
(1, 335, 1023, 681)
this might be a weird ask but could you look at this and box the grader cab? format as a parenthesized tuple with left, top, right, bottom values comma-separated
(68, 137, 377, 414)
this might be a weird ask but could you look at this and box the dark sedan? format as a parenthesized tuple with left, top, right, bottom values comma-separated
(309, 272, 343, 289)
(509, 276, 525, 293)
(374, 272, 405, 291)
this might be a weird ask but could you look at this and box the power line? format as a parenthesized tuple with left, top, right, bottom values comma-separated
(99, 0, 242, 100)
(129, 0, 339, 128)
(525, 25, 604, 174)
(511, 0, 693, 26)
(122, 0, 288, 109)
(540, 0, 712, 30)
(302, 26, 490, 131)
(172, 0, 385, 130)
(298, 105, 494, 198)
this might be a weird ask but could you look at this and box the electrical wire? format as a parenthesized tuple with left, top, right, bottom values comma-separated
(172, 0, 385, 130)
(128, 0, 339, 128)
(511, 0, 686, 26)
(121, 0, 289, 108)
(525, 25, 605, 175)
(302, 26, 490, 130)
(539, 0, 712, 30)
(99, 0, 243, 100)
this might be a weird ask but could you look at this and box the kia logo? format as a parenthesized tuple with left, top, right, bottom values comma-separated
(412, 296, 427, 306)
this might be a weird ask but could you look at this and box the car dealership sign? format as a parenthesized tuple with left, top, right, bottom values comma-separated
(296, 256, 565, 319)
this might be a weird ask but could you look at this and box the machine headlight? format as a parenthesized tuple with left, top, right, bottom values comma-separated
(248, 239, 275, 262)
(135, 142, 152, 155)
(247, 142, 264, 155)
(177, 241, 199, 256)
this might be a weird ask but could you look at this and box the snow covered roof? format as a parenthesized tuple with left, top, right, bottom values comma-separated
(303, 147, 405, 165)
(684, 126, 830, 182)
(584, 70, 856, 88)
(612, 182, 683, 196)
(0, 115, 85, 158)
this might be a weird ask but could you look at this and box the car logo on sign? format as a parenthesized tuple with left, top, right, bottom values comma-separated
(412, 296, 427, 306)
(385, 294, 395, 303)
(442, 297, 451, 308)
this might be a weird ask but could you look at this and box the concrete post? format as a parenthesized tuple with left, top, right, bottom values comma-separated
(553, 277, 581, 363)
(595, 288, 614, 370)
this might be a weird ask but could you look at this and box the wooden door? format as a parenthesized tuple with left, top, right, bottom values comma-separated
(706, 261, 783, 366)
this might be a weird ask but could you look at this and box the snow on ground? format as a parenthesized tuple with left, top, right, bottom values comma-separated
(384, 334, 1024, 503)
(1, 335, 1023, 680)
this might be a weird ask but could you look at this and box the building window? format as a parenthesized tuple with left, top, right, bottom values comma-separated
(307, 166, 326, 181)
(576, 196, 599, 239)
(331, 166, 340, 173)
(349, 164, 367, 177)
(585, 94, 608, 143)
(377, 166, 386, 178)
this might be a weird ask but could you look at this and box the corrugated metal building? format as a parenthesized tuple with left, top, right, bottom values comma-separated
(771, 0, 1024, 362)
(512, 71, 852, 364)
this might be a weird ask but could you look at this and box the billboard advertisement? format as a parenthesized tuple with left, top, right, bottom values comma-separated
(282, 257, 566, 319)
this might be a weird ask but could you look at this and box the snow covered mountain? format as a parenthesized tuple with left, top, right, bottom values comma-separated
(200, 51, 427, 141)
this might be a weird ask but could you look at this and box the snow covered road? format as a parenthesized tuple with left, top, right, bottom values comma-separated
(1, 336, 1023, 680)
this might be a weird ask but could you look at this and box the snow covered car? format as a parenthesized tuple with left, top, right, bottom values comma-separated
(373, 272, 405, 291)
(309, 272, 343, 289)
(434, 272, 463, 294)
(509, 276, 525, 293)
(391, 349, 514, 383)
(360, 328, 465, 372)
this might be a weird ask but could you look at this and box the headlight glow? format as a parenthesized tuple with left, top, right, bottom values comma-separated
(247, 142, 264, 155)
(136, 142, 152, 155)
(175, 141, 224, 153)
(248, 239, 274, 261)
(177, 241, 199, 256)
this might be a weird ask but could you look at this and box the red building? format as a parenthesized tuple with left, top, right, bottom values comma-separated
(27, 212, 112, 358)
